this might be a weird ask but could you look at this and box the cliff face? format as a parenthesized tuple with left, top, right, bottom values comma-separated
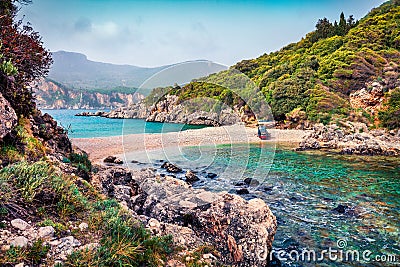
(33, 79, 144, 109)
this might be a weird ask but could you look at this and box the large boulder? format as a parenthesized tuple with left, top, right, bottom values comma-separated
(0, 92, 17, 140)
(297, 123, 400, 156)
(95, 167, 277, 266)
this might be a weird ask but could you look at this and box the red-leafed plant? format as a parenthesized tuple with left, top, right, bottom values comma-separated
(0, 0, 52, 116)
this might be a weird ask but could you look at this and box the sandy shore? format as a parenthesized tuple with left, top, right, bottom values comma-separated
(72, 124, 310, 163)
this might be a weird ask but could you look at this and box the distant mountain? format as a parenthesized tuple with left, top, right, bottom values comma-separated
(35, 51, 227, 109)
(47, 51, 227, 91)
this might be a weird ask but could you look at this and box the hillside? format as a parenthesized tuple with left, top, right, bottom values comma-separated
(153, 0, 400, 130)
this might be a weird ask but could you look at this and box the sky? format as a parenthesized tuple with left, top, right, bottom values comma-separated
(20, 0, 386, 67)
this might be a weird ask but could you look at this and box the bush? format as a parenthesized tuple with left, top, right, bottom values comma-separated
(0, 239, 50, 266)
(66, 199, 173, 267)
(69, 152, 92, 173)
(379, 88, 400, 129)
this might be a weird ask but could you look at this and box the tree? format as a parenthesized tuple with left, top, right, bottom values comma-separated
(0, 0, 52, 116)
(338, 12, 347, 36)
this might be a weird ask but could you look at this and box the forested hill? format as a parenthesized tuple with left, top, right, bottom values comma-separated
(233, 0, 400, 128)
(165, 0, 400, 129)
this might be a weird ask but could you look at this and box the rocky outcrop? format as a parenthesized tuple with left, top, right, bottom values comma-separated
(94, 166, 277, 266)
(145, 95, 241, 126)
(350, 81, 386, 125)
(33, 78, 144, 109)
(31, 110, 72, 156)
(0, 92, 17, 140)
(297, 122, 400, 156)
(78, 95, 244, 127)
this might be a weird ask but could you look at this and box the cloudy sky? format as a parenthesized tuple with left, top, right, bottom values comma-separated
(20, 0, 385, 67)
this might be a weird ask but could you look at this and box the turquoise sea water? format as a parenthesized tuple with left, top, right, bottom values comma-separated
(42, 109, 205, 138)
(127, 143, 400, 267)
(45, 110, 399, 266)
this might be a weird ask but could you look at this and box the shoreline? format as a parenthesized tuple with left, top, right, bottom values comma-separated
(72, 125, 310, 163)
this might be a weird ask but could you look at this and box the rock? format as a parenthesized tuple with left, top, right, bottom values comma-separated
(113, 185, 132, 202)
(96, 167, 277, 266)
(244, 178, 260, 186)
(38, 226, 55, 239)
(236, 188, 250, 195)
(297, 123, 400, 156)
(114, 158, 123, 164)
(78, 222, 88, 231)
(104, 156, 116, 163)
(185, 170, 200, 183)
(332, 204, 348, 214)
(206, 172, 217, 179)
(227, 234, 243, 262)
(11, 219, 30, 231)
(59, 236, 81, 248)
(161, 162, 182, 173)
(0, 92, 17, 140)
(104, 156, 123, 164)
(10, 236, 29, 248)
(262, 186, 274, 192)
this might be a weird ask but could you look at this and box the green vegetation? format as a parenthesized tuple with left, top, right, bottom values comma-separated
(0, 160, 174, 266)
(1, 239, 50, 266)
(146, 1, 400, 128)
(69, 152, 92, 173)
(233, 0, 400, 126)
(65, 199, 173, 267)
(379, 88, 400, 129)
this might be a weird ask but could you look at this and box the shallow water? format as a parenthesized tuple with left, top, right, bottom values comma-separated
(43, 110, 399, 266)
(126, 143, 400, 266)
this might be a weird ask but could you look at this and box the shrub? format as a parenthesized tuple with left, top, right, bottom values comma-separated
(379, 88, 400, 129)
(66, 199, 173, 267)
(69, 152, 92, 173)
(0, 239, 50, 266)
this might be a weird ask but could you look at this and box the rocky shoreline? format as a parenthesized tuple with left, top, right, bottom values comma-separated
(75, 95, 251, 126)
(95, 164, 277, 266)
(297, 122, 400, 156)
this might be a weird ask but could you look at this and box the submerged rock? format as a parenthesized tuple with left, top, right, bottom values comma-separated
(161, 162, 182, 173)
(332, 204, 348, 214)
(185, 170, 200, 183)
(236, 188, 250, 195)
(206, 172, 218, 179)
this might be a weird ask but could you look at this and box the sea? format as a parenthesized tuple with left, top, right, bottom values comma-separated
(42, 109, 206, 138)
(43, 109, 400, 267)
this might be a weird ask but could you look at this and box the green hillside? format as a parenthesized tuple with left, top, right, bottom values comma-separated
(155, 0, 400, 129)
